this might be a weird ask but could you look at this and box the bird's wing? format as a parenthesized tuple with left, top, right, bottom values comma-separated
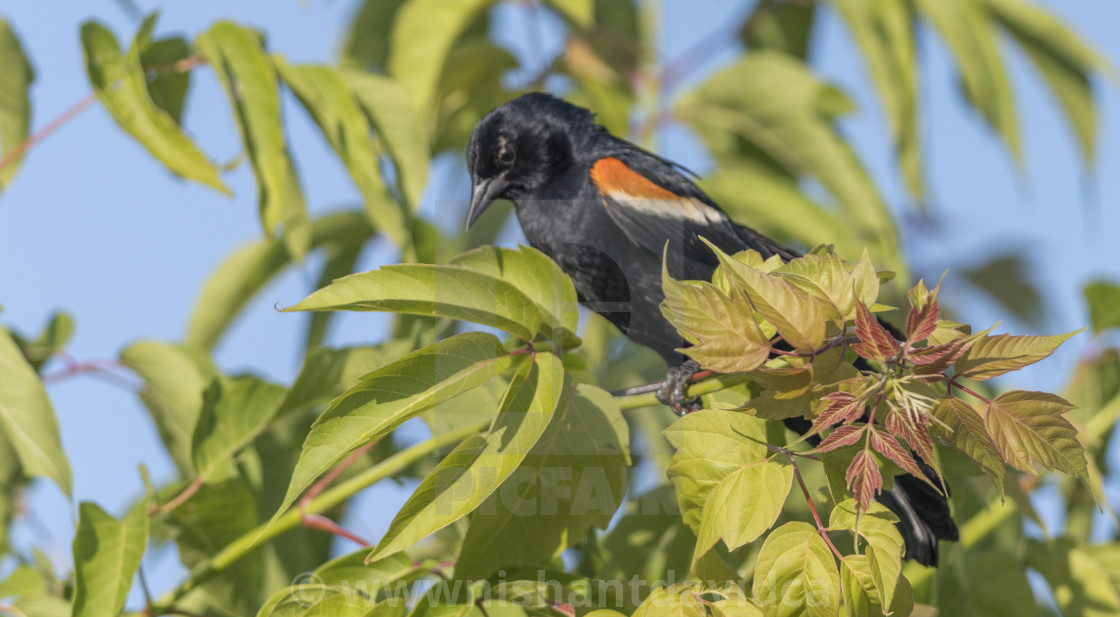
(588, 155, 798, 268)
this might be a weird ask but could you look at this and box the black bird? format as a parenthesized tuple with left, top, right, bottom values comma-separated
(465, 92, 957, 566)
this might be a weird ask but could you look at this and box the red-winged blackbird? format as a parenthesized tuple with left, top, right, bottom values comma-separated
(465, 92, 957, 565)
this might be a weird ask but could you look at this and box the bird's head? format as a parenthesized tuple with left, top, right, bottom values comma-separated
(465, 93, 596, 229)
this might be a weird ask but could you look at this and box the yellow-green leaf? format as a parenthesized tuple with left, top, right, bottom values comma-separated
(368, 353, 564, 561)
(0, 18, 33, 190)
(276, 332, 519, 517)
(662, 268, 772, 372)
(692, 459, 793, 570)
(81, 16, 228, 194)
(985, 390, 1090, 486)
(752, 521, 840, 617)
(287, 263, 542, 342)
(0, 328, 71, 496)
(830, 500, 904, 609)
(954, 330, 1080, 380)
(196, 21, 309, 259)
(931, 396, 1005, 491)
(71, 501, 148, 617)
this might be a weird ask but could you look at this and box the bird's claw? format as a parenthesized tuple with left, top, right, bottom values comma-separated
(656, 360, 703, 416)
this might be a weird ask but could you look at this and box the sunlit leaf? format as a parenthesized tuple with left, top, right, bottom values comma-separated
(984, 0, 1108, 163)
(931, 396, 1005, 490)
(347, 71, 431, 212)
(661, 268, 772, 372)
(830, 500, 904, 608)
(452, 245, 581, 349)
(703, 241, 828, 350)
(81, 16, 228, 194)
(0, 18, 33, 190)
(277, 332, 519, 516)
(196, 21, 309, 259)
(456, 382, 629, 580)
(389, 0, 498, 107)
(914, 0, 1019, 159)
(368, 353, 564, 561)
(339, 0, 409, 70)
(954, 330, 1080, 380)
(275, 60, 409, 246)
(665, 409, 768, 531)
(751, 522, 840, 617)
(985, 390, 1090, 485)
(120, 340, 217, 474)
(0, 328, 71, 496)
(829, 0, 922, 200)
(839, 554, 914, 617)
(692, 459, 793, 570)
(1084, 280, 1120, 334)
(71, 501, 148, 617)
(191, 375, 285, 478)
(286, 263, 542, 342)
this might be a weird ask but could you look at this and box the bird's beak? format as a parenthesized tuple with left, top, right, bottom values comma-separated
(466, 176, 510, 230)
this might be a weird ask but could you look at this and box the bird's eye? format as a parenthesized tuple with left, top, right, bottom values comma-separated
(498, 146, 516, 165)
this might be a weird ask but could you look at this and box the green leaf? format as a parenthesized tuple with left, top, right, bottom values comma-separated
(830, 500, 904, 609)
(120, 340, 217, 474)
(286, 264, 542, 342)
(314, 550, 429, 598)
(339, 0, 409, 70)
(139, 35, 191, 123)
(277, 332, 519, 517)
(692, 459, 793, 570)
(678, 52, 902, 275)
(277, 343, 408, 418)
(368, 352, 564, 561)
(954, 330, 1080, 381)
(71, 501, 148, 617)
(914, 0, 1019, 159)
(702, 241, 828, 350)
(0, 327, 71, 496)
(1084, 280, 1120, 334)
(452, 245, 581, 349)
(664, 409, 768, 531)
(191, 375, 285, 478)
(544, 0, 594, 27)
(196, 21, 309, 259)
(1027, 537, 1120, 617)
(930, 397, 1005, 490)
(347, 71, 431, 212)
(0, 18, 33, 190)
(186, 210, 374, 351)
(740, 0, 816, 58)
(937, 550, 1034, 616)
(751, 521, 840, 617)
(773, 249, 880, 323)
(839, 554, 914, 617)
(456, 381, 629, 580)
(983, 0, 1108, 163)
(962, 253, 1044, 328)
(388, 0, 498, 106)
(632, 586, 704, 617)
(661, 268, 772, 372)
(829, 0, 922, 200)
(274, 60, 408, 246)
(985, 390, 1090, 485)
(81, 16, 228, 195)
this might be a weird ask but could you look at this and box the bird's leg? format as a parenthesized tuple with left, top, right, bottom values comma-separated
(656, 359, 703, 416)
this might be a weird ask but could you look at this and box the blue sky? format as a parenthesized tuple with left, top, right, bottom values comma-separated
(1, 0, 1118, 605)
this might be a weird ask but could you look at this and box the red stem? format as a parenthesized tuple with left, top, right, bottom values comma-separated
(950, 380, 992, 405)
(0, 93, 97, 176)
(157, 474, 205, 515)
(787, 453, 847, 561)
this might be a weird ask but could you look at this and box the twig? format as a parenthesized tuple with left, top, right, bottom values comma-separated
(615, 373, 753, 410)
(147, 421, 487, 615)
(787, 452, 847, 561)
(767, 443, 819, 461)
(156, 475, 206, 515)
(298, 441, 378, 546)
(0, 93, 97, 176)
(948, 379, 992, 405)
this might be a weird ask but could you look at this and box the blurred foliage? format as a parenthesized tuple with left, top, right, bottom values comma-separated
(0, 1, 1117, 616)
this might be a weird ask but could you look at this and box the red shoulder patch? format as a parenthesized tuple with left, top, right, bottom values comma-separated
(590, 157, 679, 200)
